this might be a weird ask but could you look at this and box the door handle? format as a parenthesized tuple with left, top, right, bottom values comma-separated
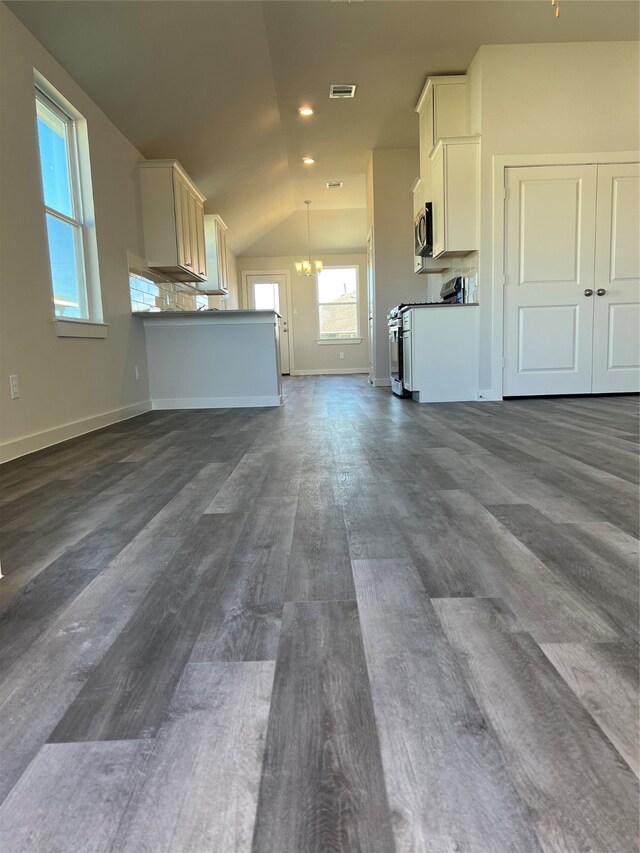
(596, 288, 606, 296)
(583, 289, 593, 296)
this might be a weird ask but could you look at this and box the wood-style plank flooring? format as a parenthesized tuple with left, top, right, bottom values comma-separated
(0, 376, 638, 852)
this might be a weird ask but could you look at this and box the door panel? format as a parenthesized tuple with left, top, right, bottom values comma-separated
(246, 274, 290, 375)
(503, 165, 597, 396)
(518, 306, 578, 373)
(592, 164, 640, 393)
(607, 304, 640, 369)
(519, 180, 582, 284)
(180, 182, 192, 270)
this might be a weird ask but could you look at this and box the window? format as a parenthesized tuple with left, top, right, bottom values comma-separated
(316, 266, 360, 340)
(35, 81, 101, 323)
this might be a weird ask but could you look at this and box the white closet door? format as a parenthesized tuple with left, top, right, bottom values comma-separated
(503, 165, 597, 396)
(591, 164, 640, 393)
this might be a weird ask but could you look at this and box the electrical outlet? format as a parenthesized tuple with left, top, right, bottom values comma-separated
(339, 352, 344, 360)
(9, 374, 20, 399)
(135, 365, 140, 381)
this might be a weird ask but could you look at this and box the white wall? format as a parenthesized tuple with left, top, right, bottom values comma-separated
(0, 4, 151, 461)
(238, 209, 367, 259)
(237, 254, 368, 375)
(367, 148, 428, 383)
(470, 41, 640, 395)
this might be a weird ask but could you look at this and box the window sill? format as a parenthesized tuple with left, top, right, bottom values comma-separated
(54, 319, 109, 339)
(316, 337, 362, 345)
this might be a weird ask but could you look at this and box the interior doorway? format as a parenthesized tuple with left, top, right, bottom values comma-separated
(245, 273, 292, 374)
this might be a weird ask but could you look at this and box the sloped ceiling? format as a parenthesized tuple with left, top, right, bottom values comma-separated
(241, 207, 368, 258)
(6, 0, 638, 255)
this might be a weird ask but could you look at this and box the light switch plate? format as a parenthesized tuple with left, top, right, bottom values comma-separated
(9, 374, 19, 399)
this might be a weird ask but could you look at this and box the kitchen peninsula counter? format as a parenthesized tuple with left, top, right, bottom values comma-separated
(134, 309, 282, 408)
(133, 309, 280, 319)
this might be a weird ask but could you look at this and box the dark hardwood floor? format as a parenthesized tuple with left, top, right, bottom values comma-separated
(0, 376, 638, 852)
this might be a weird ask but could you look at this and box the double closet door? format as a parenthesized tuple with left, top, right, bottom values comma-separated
(503, 163, 639, 396)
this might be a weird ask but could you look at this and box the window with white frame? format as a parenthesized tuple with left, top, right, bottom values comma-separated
(316, 266, 359, 340)
(35, 84, 100, 321)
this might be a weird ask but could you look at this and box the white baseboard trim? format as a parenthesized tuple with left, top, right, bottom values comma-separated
(477, 390, 502, 401)
(151, 395, 282, 409)
(290, 368, 369, 376)
(371, 377, 391, 387)
(0, 401, 152, 464)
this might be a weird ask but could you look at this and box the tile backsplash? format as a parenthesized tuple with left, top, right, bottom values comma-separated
(425, 251, 479, 302)
(129, 272, 208, 313)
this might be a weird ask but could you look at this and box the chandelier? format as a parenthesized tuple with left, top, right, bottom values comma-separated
(295, 200, 323, 276)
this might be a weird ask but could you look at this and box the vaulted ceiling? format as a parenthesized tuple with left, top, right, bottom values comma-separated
(7, 1, 638, 255)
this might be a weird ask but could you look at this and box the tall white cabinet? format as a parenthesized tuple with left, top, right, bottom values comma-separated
(414, 75, 479, 265)
(503, 162, 640, 396)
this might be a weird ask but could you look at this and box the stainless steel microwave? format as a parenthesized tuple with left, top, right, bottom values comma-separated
(414, 202, 433, 257)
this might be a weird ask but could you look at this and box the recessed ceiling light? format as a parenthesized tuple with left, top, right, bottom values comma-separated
(302, 157, 315, 165)
(298, 106, 314, 117)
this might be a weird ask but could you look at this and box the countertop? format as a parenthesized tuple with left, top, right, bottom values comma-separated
(399, 303, 478, 312)
(133, 309, 280, 319)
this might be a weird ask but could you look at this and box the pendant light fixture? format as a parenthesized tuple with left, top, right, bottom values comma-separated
(295, 200, 323, 276)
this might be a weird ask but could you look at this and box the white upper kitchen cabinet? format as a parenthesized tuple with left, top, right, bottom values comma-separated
(203, 215, 229, 296)
(430, 137, 479, 259)
(137, 160, 207, 284)
(415, 76, 468, 204)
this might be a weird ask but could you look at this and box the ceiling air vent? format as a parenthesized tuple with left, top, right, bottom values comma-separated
(326, 181, 343, 189)
(329, 84, 357, 99)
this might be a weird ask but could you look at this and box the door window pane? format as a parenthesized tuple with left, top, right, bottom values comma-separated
(253, 282, 280, 312)
(45, 214, 84, 318)
(36, 99, 73, 218)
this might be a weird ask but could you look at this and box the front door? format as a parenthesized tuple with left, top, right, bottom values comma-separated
(503, 165, 597, 396)
(246, 274, 290, 374)
(592, 163, 640, 393)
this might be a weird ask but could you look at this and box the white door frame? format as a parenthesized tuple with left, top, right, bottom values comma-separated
(242, 270, 295, 375)
(366, 227, 375, 384)
(491, 150, 639, 400)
